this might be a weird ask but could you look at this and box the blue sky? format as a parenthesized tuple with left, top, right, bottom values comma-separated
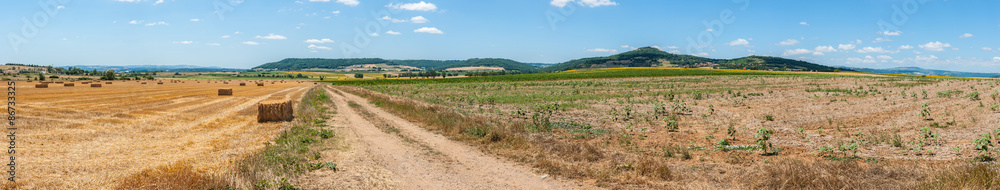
(2, 0, 999, 72)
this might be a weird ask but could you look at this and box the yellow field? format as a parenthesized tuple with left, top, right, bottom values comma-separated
(9, 80, 313, 188)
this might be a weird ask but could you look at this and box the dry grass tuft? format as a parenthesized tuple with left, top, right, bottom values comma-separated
(218, 88, 233, 96)
(740, 158, 924, 189)
(921, 163, 1000, 189)
(116, 161, 225, 190)
(257, 100, 293, 122)
(106, 82, 112, 84)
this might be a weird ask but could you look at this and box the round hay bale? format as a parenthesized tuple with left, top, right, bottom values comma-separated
(218, 88, 233, 96)
(141, 82, 147, 84)
(157, 81, 164, 84)
(256, 83, 264, 86)
(55, 81, 63, 84)
(90, 84, 102, 87)
(64, 83, 74, 87)
(81, 81, 91, 84)
(257, 100, 293, 122)
(105, 82, 112, 84)
(224, 82, 229, 84)
(239, 82, 246, 86)
(34, 83, 48, 88)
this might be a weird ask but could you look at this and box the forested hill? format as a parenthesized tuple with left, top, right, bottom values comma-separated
(543, 47, 845, 72)
(253, 58, 540, 73)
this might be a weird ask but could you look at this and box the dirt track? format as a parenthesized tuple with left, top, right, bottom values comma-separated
(295, 87, 589, 189)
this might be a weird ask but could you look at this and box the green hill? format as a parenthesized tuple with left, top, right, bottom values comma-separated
(253, 58, 540, 73)
(543, 47, 843, 72)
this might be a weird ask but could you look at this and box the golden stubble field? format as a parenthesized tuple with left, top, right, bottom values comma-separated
(7, 79, 313, 189)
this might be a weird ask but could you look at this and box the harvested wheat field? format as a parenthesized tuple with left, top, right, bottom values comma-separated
(9, 80, 313, 189)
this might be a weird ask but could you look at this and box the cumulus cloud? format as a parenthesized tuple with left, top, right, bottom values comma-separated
(386, 31, 402, 35)
(387, 1, 437, 11)
(255, 33, 287, 40)
(145, 21, 168, 26)
(308, 44, 333, 50)
(877, 55, 892, 60)
(898, 45, 914, 50)
(882, 31, 902, 36)
(551, 0, 618, 8)
(726, 38, 750, 46)
(838, 44, 856, 50)
(814, 46, 837, 53)
(960, 33, 974, 38)
(414, 27, 443, 34)
(410, 16, 429, 23)
(994, 57, 1000, 62)
(242, 41, 259, 45)
(173, 41, 195, 44)
(380, 16, 408, 23)
(206, 43, 221, 46)
(919, 41, 951, 51)
(873, 37, 892, 43)
(799, 22, 808, 26)
(336, 0, 359, 6)
(856, 47, 896, 54)
(304, 38, 335, 43)
(587, 48, 618, 54)
(778, 39, 799, 46)
(189, 19, 200, 22)
(782, 49, 811, 56)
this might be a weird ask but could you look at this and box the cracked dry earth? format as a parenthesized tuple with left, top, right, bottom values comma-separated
(294, 86, 592, 189)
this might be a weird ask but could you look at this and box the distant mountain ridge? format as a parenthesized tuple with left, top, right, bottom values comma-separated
(845, 67, 1000, 78)
(543, 47, 844, 72)
(63, 65, 244, 72)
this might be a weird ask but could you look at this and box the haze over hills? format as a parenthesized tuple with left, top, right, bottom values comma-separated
(61, 65, 244, 72)
(253, 58, 542, 73)
(844, 67, 1000, 78)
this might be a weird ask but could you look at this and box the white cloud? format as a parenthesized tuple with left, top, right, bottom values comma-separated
(882, 31, 902, 36)
(173, 41, 195, 44)
(873, 37, 892, 43)
(410, 16, 429, 23)
(331, 11, 341, 15)
(370, 33, 380, 37)
(385, 31, 402, 35)
(782, 49, 811, 56)
(304, 38, 335, 43)
(587, 48, 618, 54)
(145, 21, 168, 26)
(918, 41, 951, 51)
(898, 45, 913, 50)
(380, 16, 408, 23)
(778, 39, 799, 46)
(128, 20, 140, 24)
(665, 46, 679, 49)
(551, 0, 618, 8)
(838, 44, 856, 50)
(189, 19, 199, 22)
(153, 0, 163, 5)
(668, 50, 681, 54)
(336, 0, 359, 6)
(255, 33, 287, 40)
(994, 57, 1000, 62)
(877, 55, 892, 60)
(983, 47, 994, 51)
(221, 35, 231, 38)
(414, 27, 444, 34)
(914, 55, 939, 62)
(57, 5, 65, 9)
(814, 46, 837, 53)
(206, 43, 221, 46)
(387, 1, 437, 11)
(308, 44, 333, 50)
(799, 22, 808, 26)
(960, 33, 974, 38)
(726, 38, 750, 46)
(242, 41, 259, 45)
(856, 47, 896, 54)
